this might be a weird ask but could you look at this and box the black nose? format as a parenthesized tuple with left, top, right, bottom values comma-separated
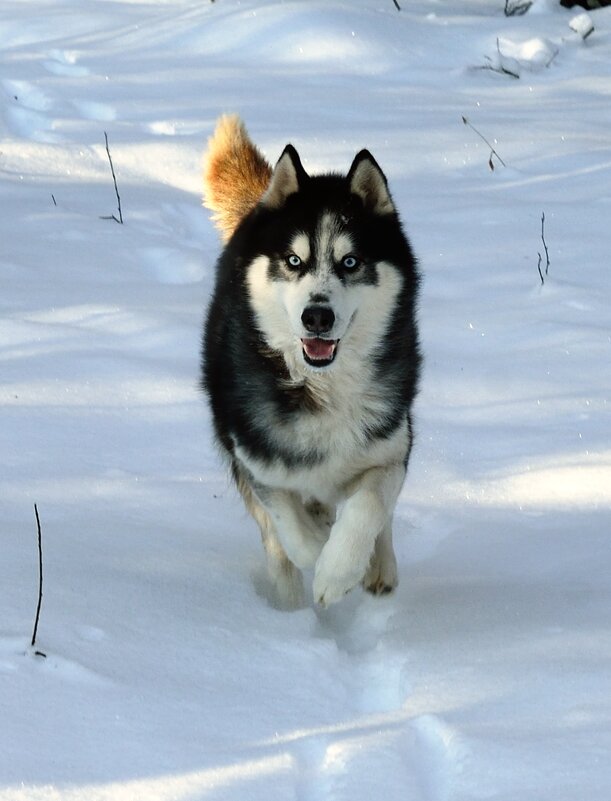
(301, 305, 335, 335)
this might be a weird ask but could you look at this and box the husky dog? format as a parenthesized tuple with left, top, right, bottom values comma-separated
(202, 116, 421, 609)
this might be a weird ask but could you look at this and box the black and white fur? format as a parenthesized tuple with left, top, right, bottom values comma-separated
(202, 144, 421, 608)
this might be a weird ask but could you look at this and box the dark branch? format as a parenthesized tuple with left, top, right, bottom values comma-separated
(541, 212, 550, 275)
(477, 58, 520, 80)
(462, 116, 507, 169)
(101, 131, 123, 224)
(31, 504, 44, 651)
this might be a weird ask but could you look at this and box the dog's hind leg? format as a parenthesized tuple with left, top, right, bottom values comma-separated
(260, 518, 306, 611)
(234, 465, 305, 609)
(362, 521, 398, 596)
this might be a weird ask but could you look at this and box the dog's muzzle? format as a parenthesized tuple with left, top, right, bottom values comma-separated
(300, 305, 338, 367)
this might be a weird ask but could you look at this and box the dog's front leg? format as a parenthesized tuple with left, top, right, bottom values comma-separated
(253, 485, 328, 570)
(313, 463, 405, 607)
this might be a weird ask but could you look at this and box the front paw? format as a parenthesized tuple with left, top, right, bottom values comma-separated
(312, 544, 364, 607)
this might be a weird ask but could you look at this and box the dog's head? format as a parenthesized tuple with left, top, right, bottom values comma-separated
(242, 145, 413, 374)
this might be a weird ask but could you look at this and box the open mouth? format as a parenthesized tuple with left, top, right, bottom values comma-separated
(301, 337, 339, 368)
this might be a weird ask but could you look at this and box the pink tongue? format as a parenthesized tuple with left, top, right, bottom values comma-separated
(303, 338, 335, 360)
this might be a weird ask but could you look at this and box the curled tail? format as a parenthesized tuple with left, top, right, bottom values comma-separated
(203, 115, 272, 242)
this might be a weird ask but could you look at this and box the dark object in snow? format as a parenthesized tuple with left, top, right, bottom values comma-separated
(537, 212, 551, 286)
(560, 0, 611, 8)
(505, 0, 532, 15)
(462, 116, 507, 170)
(31, 504, 46, 656)
(100, 131, 124, 225)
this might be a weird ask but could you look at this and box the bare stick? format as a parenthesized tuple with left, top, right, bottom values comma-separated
(486, 40, 522, 80)
(476, 60, 520, 81)
(537, 252, 544, 286)
(392, 0, 401, 9)
(536, 213, 550, 285)
(51, 194, 57, 207)
(31, 504, 45, 653)
(504, 0, 532, 15)
(462, 116, 507, 169)
(474, 39, 520, 81)
(101, 131, 123, 224)
(541, 212, 550, 275)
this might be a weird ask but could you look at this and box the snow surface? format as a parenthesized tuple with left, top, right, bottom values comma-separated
(1, 1, 611, 799)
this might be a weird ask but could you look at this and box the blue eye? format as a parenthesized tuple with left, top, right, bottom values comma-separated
(286, 254, 302, 268)
(341, 255, 360, 270)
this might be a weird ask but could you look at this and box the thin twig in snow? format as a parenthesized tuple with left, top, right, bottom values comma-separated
(541, 212, 550, 276)
(392, 0, 401, 9)
(461, 116, 507, 170)
(476, 57, 520, 80)
(537, 213, 550, 286)
(100, 131, 124, 224)
(31, 504, 46, 657)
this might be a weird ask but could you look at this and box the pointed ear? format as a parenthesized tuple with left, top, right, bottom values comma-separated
(348, 150, 395, 215)
(261, 144, 308, 209)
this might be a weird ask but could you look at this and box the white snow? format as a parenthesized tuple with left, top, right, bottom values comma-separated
(1, 1, 610, 799)
(569, 12, 595, 39)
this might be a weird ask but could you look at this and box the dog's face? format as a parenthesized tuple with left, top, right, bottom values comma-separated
(243, 146, 410, 373)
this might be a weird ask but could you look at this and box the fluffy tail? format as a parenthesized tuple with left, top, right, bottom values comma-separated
(203, 115, 272, 242)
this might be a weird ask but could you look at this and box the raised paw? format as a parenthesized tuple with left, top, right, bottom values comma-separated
(312, 570, 355, 608)
(312, 543, 365, 607)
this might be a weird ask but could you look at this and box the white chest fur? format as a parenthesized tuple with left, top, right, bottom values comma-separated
(234, 364, 410, 505)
